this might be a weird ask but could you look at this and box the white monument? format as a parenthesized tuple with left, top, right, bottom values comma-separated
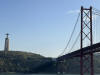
(4, 33, 9, 51)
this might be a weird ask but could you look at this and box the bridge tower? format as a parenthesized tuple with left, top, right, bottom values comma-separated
(80, 6, 93, 75)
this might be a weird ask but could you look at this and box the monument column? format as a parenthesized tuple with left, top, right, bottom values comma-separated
(4, 33, 9, 51)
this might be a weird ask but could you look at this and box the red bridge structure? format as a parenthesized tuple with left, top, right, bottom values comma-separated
(57, 6, 100, 75)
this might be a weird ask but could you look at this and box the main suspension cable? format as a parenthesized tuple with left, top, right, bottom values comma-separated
(69, 32, 80, 53)
(58, 12, 80, 57)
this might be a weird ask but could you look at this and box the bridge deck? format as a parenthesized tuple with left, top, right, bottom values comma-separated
(57, 42, 100, 61)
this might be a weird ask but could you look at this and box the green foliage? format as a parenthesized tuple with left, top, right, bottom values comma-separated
(0, 51, 100, 74)
(0, 51, 51, 73)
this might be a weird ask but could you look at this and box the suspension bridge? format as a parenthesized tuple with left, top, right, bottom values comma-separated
(56, 6, 100, 75)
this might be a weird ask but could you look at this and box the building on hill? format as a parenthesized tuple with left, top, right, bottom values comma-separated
(4, 33, 9, 51)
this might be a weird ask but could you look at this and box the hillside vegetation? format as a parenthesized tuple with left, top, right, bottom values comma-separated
(0, 51, 52, 73)
(0, 51, 100, 74)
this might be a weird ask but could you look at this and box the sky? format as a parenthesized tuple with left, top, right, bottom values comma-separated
(0, 0, 100, 57)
